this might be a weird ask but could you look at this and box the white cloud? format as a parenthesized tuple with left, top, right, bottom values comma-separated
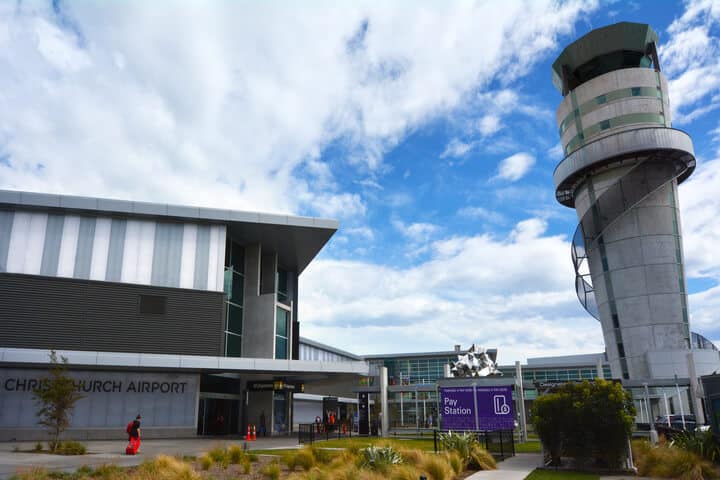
(680, 157, 720, 280)
(0, 0, 596, 217)
(662, 0, 720, 124)
(302, 192, 367, 220)
(345, 226, 375, 241)
(457, 206, 505, 224)
(477, 115, 502, 136)
(300, 217, 603, 361)
(495, 152, 536, 182)
(440, 138, 472, 159)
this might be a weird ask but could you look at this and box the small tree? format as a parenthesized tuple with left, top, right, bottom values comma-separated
(32, 350, 83, 451)
(531, 380, 635, 469)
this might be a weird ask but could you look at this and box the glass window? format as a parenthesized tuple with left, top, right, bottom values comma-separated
(227, 303, 243, 334)
(596, 95, 607, 104)
(631, 87, 641, 96)
(275, 307, 289, 359)
(226, 333, 242, 357)
(277, 269, 289, 304)
(275, 337, 288, 360)
(600, 119, 611, 130)
(230, 243, 244, 273)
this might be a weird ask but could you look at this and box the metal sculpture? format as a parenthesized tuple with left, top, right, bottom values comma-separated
(450, 344, 501, 377)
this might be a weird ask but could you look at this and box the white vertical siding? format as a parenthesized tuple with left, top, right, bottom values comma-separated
(206, 224, 226, 292)
(57, 215, 80, 277)
(6, 211, 47, 275)
(4, 208, 226, 293)
(179, 224, 198, 289)
(89, 218, 112, 281)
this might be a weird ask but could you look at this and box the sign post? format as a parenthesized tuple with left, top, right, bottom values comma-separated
(439, 385, 514, 431)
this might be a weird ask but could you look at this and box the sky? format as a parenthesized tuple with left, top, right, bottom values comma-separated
(1, 0, 720, 364)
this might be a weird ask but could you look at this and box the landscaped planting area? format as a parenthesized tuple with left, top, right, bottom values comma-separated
(9, 435, 497, 480)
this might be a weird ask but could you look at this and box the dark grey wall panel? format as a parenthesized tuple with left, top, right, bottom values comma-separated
(0, 210, 13, 272)
(0, 273, 225, 356)
(105, 218, 127, 282)
(74, 217, 96, 279)
(40, 214, 64, 276)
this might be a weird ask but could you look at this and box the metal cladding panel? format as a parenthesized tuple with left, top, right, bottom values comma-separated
(0, 273, 225, 356)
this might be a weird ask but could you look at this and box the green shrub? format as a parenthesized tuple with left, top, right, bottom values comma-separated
(242, 458, 251, 474)
(34, 442, 43, 452)
(260, 461, 281, 480)
(247, 452, 259, 462)
(531, 380, 635, 467)
(198, 454, 213, 471)
(672, 430, 720, 463)
(633, 439, 718, 479)
(438, 431, 476, 461)
(359, 445, 403, 471)
(54, 441, 86, 455)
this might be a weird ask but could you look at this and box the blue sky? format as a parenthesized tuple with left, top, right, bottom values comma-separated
(1, 0, 720, 362)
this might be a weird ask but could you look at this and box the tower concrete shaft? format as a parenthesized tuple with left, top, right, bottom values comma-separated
(552, 23, 696, 380)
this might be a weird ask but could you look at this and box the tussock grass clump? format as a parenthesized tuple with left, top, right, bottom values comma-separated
(446, 451, 464, 475)
(10, 468, 51, 480)
(421, 454, 452, 480)
(92, 464, 126, 479)
(389, 465, 420, 480)
(632, 439, 718, 479)
(135, 454, 200, 480)
(260, 461, 281, 480)
(398, 448, 425, 465)
(207, 445, 228, 467)
(468, 445, 496, 471)
(198, 453, 213, 471)
(309, 445, 334, 464)
(227, 444, 245, 464)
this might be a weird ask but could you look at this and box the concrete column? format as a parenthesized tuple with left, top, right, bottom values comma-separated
(688, 352, 706, 424)
(596, 357, 605, 380)
(515, 361, 527, 442)
(380, 367, 389, 437)
(443, 364, 451, 378)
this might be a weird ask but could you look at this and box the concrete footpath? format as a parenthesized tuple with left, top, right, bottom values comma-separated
(0, 437, 299, 479)
(466, 453, 541, 479)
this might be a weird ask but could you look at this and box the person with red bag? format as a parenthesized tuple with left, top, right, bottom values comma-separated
(125, 415, 141, 455)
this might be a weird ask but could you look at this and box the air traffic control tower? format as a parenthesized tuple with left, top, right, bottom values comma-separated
(551, 22, 706, 380)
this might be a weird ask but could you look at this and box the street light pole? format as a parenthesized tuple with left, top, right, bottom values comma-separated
(644, 382, 658, 444)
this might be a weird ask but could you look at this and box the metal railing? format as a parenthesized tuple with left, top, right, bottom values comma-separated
(298, 422, 353, 444)
(433, 429, 515, 460)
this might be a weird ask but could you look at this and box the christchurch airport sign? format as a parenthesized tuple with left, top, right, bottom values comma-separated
(440, 385, 514, 431)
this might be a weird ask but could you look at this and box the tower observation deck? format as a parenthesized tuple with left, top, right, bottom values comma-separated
(552, 22, 698, 380)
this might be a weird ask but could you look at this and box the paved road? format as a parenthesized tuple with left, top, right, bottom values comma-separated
(0, 437, 299, 479)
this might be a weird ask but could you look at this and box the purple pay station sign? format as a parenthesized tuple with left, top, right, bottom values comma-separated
(440, 385, 514, 431)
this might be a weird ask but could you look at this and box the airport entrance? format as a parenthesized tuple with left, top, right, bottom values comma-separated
(197, 396, 241, 435)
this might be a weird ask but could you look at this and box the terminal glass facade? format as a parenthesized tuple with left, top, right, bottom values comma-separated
(275, 307, 289, 360)
(224, 240, 244, 357)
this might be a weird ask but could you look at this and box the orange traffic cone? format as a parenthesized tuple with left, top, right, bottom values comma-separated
(246, 424, 251, 440)
(252, 424, 257, 441)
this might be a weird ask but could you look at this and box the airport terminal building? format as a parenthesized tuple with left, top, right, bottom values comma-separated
(0, 189, 368, 441)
